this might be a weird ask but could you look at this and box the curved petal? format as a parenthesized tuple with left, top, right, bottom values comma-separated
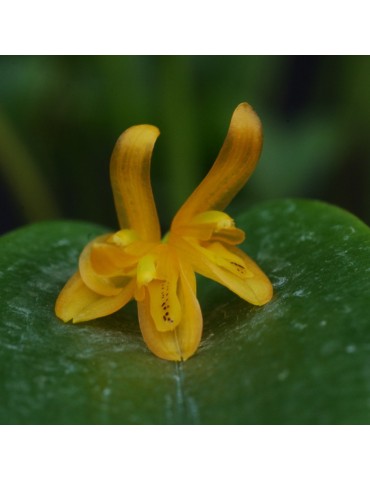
(79, 234, 132, 296)
(173, 236, 273, 306)
(110, 124, 161, 242)
(90, 242, 138, 276)
(55, 272, 135, 323)
(172, 103, 263, 228)
(137, 261, 202, 361)
(176, 260, 203, 359)
(173, 210, 245, 244)
(209, 244, 273, 305)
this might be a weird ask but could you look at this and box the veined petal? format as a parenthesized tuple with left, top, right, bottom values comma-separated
(173, 236, 273, 306)
(55, 272, 135, 323)
(110, 124, 161, 242)
(172, 103, 263, 228)
(137, 260, 202, 361)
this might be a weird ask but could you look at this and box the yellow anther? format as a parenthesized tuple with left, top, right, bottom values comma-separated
(191, 211, 235, 231)
(110, 229, 138, 247)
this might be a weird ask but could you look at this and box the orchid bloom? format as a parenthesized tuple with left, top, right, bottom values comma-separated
(55, 102, 273, 361)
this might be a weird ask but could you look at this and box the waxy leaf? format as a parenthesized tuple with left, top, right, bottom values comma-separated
(1, 199, 370, 424)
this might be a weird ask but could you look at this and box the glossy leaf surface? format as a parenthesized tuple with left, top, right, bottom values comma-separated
(1, 200, 369, 424)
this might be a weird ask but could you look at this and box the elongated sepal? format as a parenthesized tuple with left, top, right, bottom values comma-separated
(110, 125, 161, 242)
(173, 103, 263, 228)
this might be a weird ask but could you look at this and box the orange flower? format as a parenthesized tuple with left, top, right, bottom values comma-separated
(55, 103, 273, 361)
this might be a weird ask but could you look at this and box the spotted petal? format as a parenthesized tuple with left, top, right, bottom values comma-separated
(173, 236, 273, 306)
(137, 260, 202, 361)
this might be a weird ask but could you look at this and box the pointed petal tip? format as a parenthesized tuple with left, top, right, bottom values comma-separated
(146, 348, 190, 362)
(173, 102, 263, 226)
(116, 124, 160, 145)
(253, 281, 274, 306)
(231, 102, 262, 135)
(55, 272, 134, 324)
(142, 341, 199, 362)
(54, 302, 72, 323)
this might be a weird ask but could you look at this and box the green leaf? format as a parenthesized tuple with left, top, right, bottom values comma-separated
(1, 200, 370, 424)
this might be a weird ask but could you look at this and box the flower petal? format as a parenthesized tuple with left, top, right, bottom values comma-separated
(175, 260, 203, 359)
(174, 236, 273, 306)
(172, 103, 263, 228)
(173, 210, 245, 244)
(137, 261, 202, 361)
(79, 234, 131, 296)
(55, 272, 135, 323)
(90, 243, 138, 276)
(144, 246, 182, 333)
(110, 124, 161, 242)
(211, 227, 245, 245)
(147, 278, 182, 332)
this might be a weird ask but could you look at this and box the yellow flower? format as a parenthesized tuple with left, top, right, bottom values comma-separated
(55, 102, 273, 361)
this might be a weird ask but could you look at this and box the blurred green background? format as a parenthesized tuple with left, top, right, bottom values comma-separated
(0, 56, 369, 236)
